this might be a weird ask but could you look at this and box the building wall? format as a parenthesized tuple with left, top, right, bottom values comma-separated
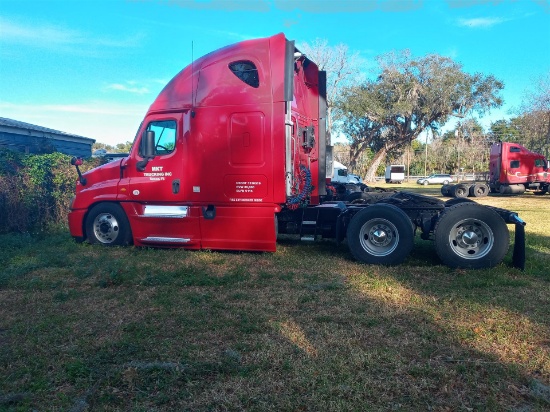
(0, 120, 95, 158)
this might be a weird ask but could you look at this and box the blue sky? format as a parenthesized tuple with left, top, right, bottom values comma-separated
(1, 0, 549, 146)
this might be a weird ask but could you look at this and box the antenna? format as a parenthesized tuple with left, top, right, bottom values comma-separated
(191, 41, 194, 110)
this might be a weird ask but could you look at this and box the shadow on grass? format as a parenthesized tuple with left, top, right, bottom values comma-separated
(0, 230, 549, 411)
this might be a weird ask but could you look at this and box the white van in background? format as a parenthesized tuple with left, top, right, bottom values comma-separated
(385, 165, 405, 183)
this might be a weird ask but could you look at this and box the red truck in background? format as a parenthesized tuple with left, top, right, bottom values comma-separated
(489, 141, 550, 195)
(443, 141, 550, 198)
(69, 33, 526, 269)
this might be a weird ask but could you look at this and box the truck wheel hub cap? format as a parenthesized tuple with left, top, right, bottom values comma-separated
(460, 230, 479, 246)
(99, 221, 112, 234)
(370, 227, 390, 246)
(93, 213, 119, 243)
(359, 218, 399, 257)
(450, 220, 494, 259)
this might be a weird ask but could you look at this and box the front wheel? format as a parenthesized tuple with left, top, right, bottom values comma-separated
(423, 180, 429, 186)
(434, 203, 509, 269)
(85, 203, 132, 246)
(346, 204, 414, 265)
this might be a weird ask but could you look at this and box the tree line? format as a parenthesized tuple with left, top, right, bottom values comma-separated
(300, 40, 550, 182)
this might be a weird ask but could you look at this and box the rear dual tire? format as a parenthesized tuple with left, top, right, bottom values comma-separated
(451, 184, 469, 198)
(347, 204, 414, 265)
(434, 203, 509, 269)
(441, 184, 452, 197)
(469, 183, 489, 198)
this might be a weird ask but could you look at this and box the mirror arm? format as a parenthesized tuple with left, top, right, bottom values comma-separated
(136, 158, 150, 172)
(70, 157, 87, 186)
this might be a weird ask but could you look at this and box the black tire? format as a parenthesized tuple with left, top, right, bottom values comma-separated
(434, 203, 509, 269)
(443, 180, 450, 185)
(346, 204, 414, 265)
(441, 184, 452, 197)
(85, 203, 132, 246)
(346, 192, 366, 204)
(423, 180, 429, 186)
(470, 183, 489, 197)
(451, 184, 468, 198)
(444, 197, 473, 207)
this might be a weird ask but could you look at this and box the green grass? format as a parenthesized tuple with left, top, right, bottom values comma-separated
(1, 188, 549, 411)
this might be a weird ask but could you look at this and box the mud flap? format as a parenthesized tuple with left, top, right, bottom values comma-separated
(334, 203, 348, 246)
(512, 223, 526, 271)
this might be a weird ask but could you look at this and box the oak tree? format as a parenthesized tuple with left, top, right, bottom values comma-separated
(338, 51, 503, 182)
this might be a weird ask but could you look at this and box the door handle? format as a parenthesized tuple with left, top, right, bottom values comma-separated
(172, 179, 180, 194)
(202, 205, 216, 219)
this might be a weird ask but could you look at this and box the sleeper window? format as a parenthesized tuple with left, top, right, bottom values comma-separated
(229, 60, 259, 88)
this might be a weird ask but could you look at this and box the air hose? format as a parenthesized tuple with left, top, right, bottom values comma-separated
(286, 165, 312, 210)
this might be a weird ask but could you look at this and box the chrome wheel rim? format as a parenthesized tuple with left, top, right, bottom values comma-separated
(359, 218, 399, 257)
(92, 213, 120, 244)
(449, 218, 494, 259)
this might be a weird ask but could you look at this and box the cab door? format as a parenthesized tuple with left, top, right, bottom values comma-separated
(120, 112, 201, 247)
(126, 114, 182, 201)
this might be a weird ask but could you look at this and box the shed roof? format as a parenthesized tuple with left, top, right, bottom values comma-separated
(0, 117, 95, 143)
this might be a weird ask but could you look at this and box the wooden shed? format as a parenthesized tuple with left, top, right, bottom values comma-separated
(0, 117, 95, 157)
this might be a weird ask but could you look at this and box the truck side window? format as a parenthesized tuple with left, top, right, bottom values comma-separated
(140, 120, 177, 156)
(510, 160, 520, 168)
(228, 60, 259, 88)
(510, 146, 521, 152)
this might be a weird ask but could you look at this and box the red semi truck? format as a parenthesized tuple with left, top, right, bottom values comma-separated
(69, 33, 526, 269)
(442, 141, 550, 198)
(489, 141, 550, 195)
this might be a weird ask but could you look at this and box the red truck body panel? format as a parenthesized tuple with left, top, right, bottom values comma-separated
(69, 33, 321, 252)
(489, 142, 550, 186)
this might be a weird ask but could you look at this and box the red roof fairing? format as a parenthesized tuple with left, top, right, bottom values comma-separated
(148, 33, 288, 114)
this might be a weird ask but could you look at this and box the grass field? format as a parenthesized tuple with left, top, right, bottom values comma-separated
(1, 184, 549, 411)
